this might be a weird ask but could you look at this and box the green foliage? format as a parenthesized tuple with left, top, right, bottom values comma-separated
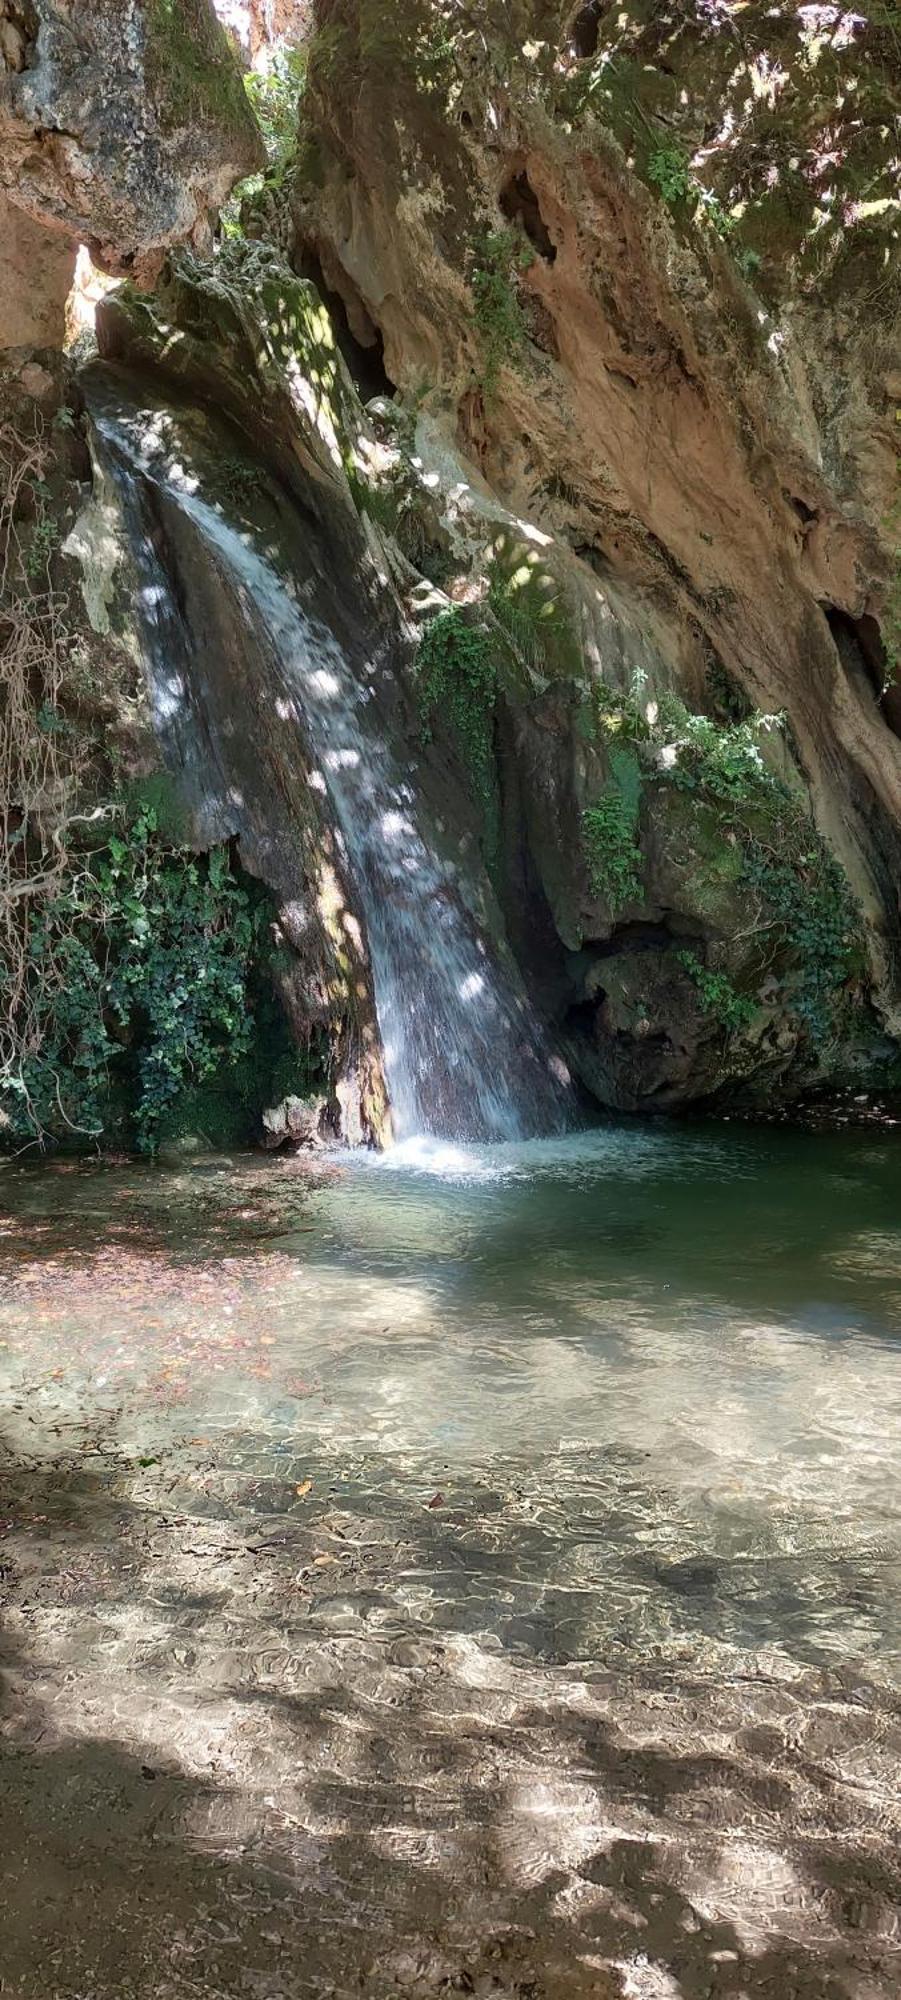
(580, 675, 861, 1036)
(24, 479, 60, 581)
(735, 245, 762, 280)
(582, 743, 643, 912)
(647, 145, 693, 207)
(416, 609, 499, 853)
(218, 454, 265, 511)
(220, 38, 307, 239)
(645, 147, 763, 280)
(1, 808, 298, 1153)
(883, 411, 901, 686)
(740, 834, 861, 1038)
(244, 42, 307, 169)
(471, 229, 534, 391)
(660, 698, 861, 1034)
(662, 702, 778, 803)
(705, 655, 753, 725)
(678, 951, 755, 1034)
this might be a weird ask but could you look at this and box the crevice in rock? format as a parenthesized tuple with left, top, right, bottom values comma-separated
(826, 605, 901, 742)
(568, 1, 608, 60)
(500, 171, 557, 264)
(784, 489, 818, 525)
(294, 246, 395, 401)
(585, 920, 703, 957)
(564, 995, 604, 1036)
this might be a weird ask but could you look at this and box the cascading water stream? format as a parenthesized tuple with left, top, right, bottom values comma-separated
(85, 378, 576, 1144)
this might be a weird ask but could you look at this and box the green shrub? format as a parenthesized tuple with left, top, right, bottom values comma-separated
(471, 228, 534, 391)
(580, 678, 862, 1035)
(659, 698, 862, 1035)
(678, 951, 755, 1034)
(245, 41, 307, 168)
(1, 806, 304, 1152)
(647, 145, 692, 206)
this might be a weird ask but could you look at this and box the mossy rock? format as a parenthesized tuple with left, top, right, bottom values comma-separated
(143, 0, 255, 138)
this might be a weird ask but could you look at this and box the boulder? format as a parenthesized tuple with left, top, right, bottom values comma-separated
(0, 0, 263, 282)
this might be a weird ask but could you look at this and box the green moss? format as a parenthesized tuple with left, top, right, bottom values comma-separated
(582, 742, 644, 912)
(416, 608, 500, 861)
(143, 0, 251, 134)
(470, 228, 535, 392)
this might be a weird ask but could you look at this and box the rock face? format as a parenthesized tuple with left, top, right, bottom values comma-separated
(0, 0, 263, 281)
(3, 1, 900, 1135)
(74, 250, 395, 1144)
(0, 188, 74, 350)
(269, 0, 900, 1108)
(214, 0, 310, 61)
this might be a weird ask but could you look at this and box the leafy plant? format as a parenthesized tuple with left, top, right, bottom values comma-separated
(647, 145, 692, 206)
(579, 674, 861, 1036)
(661, 698, 861, 1034)
(245, 42, 307, 169)
(471, 228, 534, 391)
(582, 743, 643, 912)
(24, 479, 60, 581)
(678, 951, 755, 1034)
(416, 609, 499, 852)
(1, 807, 288, 1152)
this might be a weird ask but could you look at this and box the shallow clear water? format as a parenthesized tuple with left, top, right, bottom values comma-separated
(2, 1119, 899, 1678)
(2, 1120, 901, 2000)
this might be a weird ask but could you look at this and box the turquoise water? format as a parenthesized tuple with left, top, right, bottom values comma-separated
(2, 1118, 900, 1998)
(2, 1120, 899, 1677)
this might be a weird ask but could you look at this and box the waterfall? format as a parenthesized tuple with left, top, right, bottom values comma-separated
(84, 374, 576, 1145)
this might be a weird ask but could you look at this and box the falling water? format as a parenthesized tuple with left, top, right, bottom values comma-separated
(85, 379, 575, 1144)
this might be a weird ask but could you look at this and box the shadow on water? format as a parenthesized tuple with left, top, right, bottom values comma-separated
(2, 1440, 900, 2000)
(1, 1125, 900, 1993)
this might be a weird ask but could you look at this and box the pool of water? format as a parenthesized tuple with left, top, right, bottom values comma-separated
(1, 1119, 900, 1997)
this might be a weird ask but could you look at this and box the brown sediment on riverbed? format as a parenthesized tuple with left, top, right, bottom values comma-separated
(1, 1429, 899, 2000)
(1, 1142, 899, 1998)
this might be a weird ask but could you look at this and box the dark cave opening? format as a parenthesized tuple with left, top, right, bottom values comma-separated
(294, 247, 395, 402)
(569, 1, 608, 59)
(500, 171, 557, 263)
(826, 605, 901, 742)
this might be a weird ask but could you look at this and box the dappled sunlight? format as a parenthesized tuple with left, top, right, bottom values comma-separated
(553, 0, 899, 292)
(1, 1130, 899, 1993)
(88, 377, 575, 1145)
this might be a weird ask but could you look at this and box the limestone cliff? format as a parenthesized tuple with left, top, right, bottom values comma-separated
(2, 0, 900, 1147)
(251, 0, 900, 1108)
